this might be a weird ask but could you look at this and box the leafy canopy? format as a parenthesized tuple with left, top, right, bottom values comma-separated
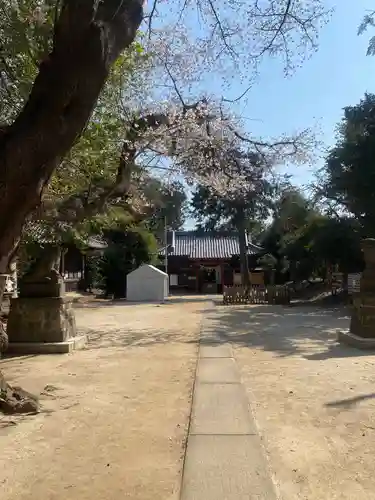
(320, 93, 375, 236)
(260, 189, 364, 281)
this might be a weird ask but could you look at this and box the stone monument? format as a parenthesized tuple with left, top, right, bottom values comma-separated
(7, 246, 86, 354)
(338, 238, 375, 348)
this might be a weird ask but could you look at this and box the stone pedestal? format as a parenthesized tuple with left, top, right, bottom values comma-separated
(339, 238, 375, 348)
(7, 269, 86, 354)
(8, 296, 76, 343)
(349, 293, 375, 338)
(7, 296, 86, 353)
(19, 275, 65, 299)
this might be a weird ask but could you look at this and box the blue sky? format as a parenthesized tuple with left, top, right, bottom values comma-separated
(225, 0, 375, 187)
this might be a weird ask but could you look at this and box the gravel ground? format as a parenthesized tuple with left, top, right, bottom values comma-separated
(208, 304, 375, 500)
(0, 298, 208, 500)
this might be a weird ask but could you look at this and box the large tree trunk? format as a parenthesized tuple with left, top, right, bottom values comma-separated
(0, 0, 143, 267)
(236, 205, 251, 289)
(0, 0, 143, 415)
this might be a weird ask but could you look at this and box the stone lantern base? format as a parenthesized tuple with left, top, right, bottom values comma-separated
(6, 297, 86, 354)
(338, 238, 375, 349)
(338, 293, 375, 348)
(338, 330, 375, 349)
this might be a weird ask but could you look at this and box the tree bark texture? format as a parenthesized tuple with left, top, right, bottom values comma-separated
(0, 0, 143, 267)
(236, 205, 251, 288)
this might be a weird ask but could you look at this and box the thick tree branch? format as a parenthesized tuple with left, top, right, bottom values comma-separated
(0, 0, 143, 262)
(31, 97, 212, 230)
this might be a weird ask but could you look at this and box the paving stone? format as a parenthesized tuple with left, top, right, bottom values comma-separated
(197, 358, 240, 383)
(181, 435, 277, 500)
(191, 383, 256, 435)
(199, 345, 233, 358)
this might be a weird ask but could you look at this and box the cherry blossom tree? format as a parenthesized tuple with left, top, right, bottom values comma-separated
(0, 0, 328, 279)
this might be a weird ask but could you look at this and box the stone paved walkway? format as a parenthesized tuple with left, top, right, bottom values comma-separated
(180, 306, 278, 500)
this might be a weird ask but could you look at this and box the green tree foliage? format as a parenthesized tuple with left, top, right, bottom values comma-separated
(0, 1, 144, 124)
(98, 225, 158, 298)
(191, 181, 273, 232)
(261, 189, 364, 282)
(303, 217, 364, 274)
(358, 10, 375, 56)
(190, 148, 277, 231)
(0, 0, 56, 123)
(319, 93, 375, 236)
(143, 179, 188, 237)
(260, 189, 312, 280)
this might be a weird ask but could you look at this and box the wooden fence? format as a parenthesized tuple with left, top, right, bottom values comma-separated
(223, 284, 290, 305)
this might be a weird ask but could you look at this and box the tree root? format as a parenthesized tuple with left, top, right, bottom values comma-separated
(0, 371, 39, 415)
(0, 313, 39, 415)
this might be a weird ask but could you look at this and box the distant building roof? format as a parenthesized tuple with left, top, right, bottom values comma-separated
(86, 237, 107, 250)
(160, 231, 263, 259)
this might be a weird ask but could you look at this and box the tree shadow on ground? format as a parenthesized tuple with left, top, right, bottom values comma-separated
(76, 300, 374, 360)
(84, 327, 196, 349)
(325, 393, 375, 409)
(82, 311, 204, 350)
(201, 304, 373, 360)
(73, 295, 214, 309)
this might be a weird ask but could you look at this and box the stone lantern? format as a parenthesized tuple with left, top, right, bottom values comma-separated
(6, 246, 86, 354)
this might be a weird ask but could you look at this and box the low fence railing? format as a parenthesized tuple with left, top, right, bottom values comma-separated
(223, 284, 290, 305)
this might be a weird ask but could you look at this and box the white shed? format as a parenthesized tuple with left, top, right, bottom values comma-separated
(126, 264, 168, 302)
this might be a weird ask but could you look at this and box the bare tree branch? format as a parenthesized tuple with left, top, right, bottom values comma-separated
(146, 0, 158, 39)
(164, 63, 186, 107)
(205, 0, 238, 58)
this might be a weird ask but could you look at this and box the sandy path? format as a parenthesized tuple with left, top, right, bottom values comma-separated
(209, 304, 375, 500)
(0, 298, 208, 500)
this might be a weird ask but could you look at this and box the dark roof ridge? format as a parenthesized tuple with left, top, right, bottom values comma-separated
(171, 230, 240, 237)
(160, 229, 263, 258)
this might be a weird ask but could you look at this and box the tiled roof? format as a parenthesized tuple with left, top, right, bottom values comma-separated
(87, 237, 108, 250)
(160, 231, 263, 259)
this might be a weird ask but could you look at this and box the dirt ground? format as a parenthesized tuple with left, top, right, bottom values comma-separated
(209, 304, 375, 500)
(0, 297, 208, 500)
